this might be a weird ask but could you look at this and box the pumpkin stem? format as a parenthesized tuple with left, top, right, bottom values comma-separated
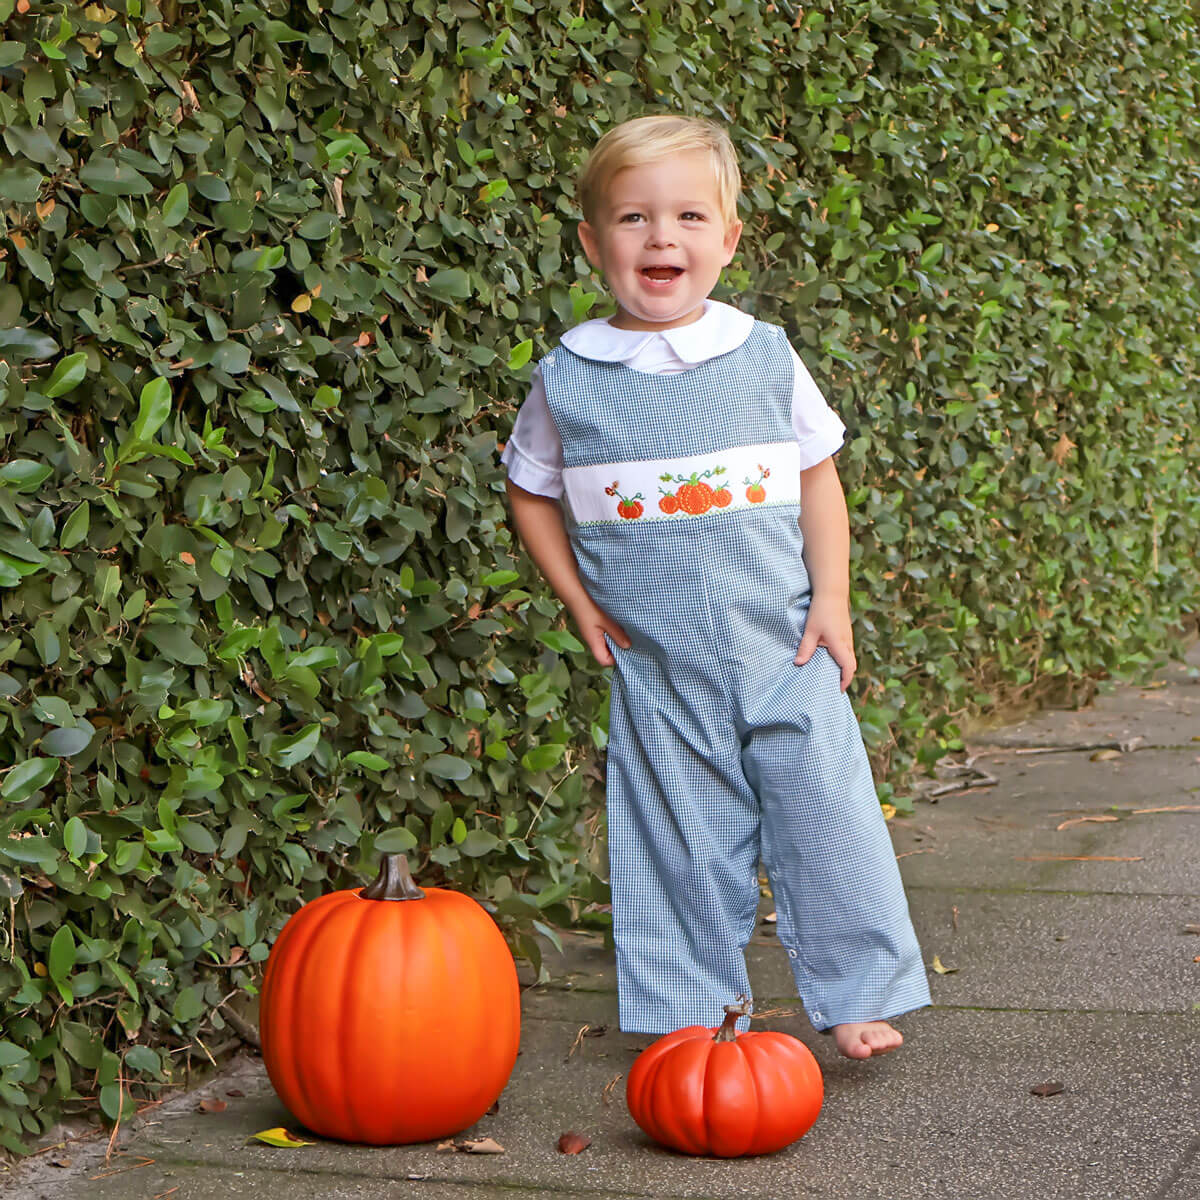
(713, 994, 752, 1042)
(361, 854, 426, 901)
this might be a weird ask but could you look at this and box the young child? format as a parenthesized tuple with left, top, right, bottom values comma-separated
(501, 114, 930, 1059)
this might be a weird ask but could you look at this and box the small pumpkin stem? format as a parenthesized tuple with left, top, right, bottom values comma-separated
(361, 854, 426, 901)
(713, 994, 752, 1042)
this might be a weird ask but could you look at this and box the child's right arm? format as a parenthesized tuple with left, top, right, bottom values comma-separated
(505, 480, 631, 668)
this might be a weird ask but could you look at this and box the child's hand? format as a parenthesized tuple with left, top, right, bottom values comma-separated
(794, 594, 857, 691)
(568, 597, 632, 667)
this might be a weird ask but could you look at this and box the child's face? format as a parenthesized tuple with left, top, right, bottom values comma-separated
(578, 150, 743, 331)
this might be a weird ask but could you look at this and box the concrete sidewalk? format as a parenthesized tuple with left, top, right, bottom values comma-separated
(7, 643, 1199, 1200)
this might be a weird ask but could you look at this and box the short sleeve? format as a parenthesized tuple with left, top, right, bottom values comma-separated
(788, 345, 846, 469)
(499, 364, 565, 498)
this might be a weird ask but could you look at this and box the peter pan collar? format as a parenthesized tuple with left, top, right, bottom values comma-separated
(560, 299, 755, 365)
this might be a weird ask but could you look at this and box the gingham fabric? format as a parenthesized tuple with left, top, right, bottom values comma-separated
(539, 320, 931, 1035)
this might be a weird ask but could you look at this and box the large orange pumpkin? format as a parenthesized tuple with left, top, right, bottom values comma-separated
(259, 855, 520, 1144)
(626, 997, 822, 1157)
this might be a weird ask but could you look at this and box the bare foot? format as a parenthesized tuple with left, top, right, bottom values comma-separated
(831, 1021, 903, 1059)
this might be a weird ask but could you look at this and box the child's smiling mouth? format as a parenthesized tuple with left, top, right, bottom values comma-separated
(641, 266, 684, 283)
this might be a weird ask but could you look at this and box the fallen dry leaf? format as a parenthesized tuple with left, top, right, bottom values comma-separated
(250, 1127, 313, 1148)
(1089, 748, 1121, 761)
(225, 1088, 245, 1098)
(49, 1155, 72, 1168)
(762, 911, 778, 923)
(197, 1098, 226, 1113)
(460, 1137, 505, 1155)
(1183, 925, 1200, 936)
(179, 552, 196, 566)
(930, 954, 958, 975)
(1030, 1081, 1065, 1097)
(1056, 815, 1119, 831)
(558, 1131, 591, 1155)
(438, 1137, 505, 1154)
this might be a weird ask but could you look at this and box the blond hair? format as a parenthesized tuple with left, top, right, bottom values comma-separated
(577, 114, 741, 228)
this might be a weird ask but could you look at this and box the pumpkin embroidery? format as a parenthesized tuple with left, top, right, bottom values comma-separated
(605, 480, 644, 519)
(744, 465, 770, 503)
(658, 466, 728, 517)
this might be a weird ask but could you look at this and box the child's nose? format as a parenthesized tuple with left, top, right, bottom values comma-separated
(645, 222, 678, 247)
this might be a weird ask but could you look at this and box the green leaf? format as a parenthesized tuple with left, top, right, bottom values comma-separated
(375, 826, 418, 853)
(460, 829, 501, 857)
(99, 1082, 127, 1122)
(60, 502, 90, 549)
(522, 744, 565, 772)
(269, 723, 321, 768)
(297, 212, 339, 240)
(343, 750, 389, 771)
(507, 339, 533, 370)
(162, 182, 190, 226)
(44, 352, 88, 398)
(132, 377, 173, 442)
(143, 625, 205, 665)
(424, 268, 472, 302)
(178, 822, 218, 854)
(48, 925, 76, 983)
(211, 341, 251, 374)
(2, 757, 61, 803)
(0, 459, 52, 491)
(0, 165, 43, 203)
(324, 133, 369, 163)
(919, 242, 945, 268)
(79, 156, 152, 196)
(482, 570, 520, 588)
(424, 754, 472, 781)
(254, 245, 286, 272)
(63, 816, 87, 858)
(41, 724, 94, 757)
(537, 630, 586, 654)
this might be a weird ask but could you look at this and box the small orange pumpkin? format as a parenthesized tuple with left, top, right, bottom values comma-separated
(259, 855, 519, 1144)
(626, 997, 822, 1157)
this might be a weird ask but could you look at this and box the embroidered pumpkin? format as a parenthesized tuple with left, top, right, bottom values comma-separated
(259, 855, 520, 1144)
(625, 997, 822, 1157)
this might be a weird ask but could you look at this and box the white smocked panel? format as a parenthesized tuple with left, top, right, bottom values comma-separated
(563, 441, 802, 525)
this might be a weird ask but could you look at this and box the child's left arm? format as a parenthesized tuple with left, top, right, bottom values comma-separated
(795, 456, 856, 691)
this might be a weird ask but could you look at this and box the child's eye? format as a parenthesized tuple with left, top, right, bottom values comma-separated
(619, 213, 644, 223)
(682, 212, 705, 221)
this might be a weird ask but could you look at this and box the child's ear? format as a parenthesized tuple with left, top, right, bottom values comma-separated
(722, 218, 744, 264)
(578, 220, 602, 268)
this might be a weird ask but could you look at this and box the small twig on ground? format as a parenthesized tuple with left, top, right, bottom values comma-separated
(565, 1024, 590, 1062)
(600, 1073, 623, 1105)
(89, 1156, 154, 1181)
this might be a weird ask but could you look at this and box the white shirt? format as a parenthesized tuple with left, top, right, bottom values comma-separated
(500, 299, 846, 499)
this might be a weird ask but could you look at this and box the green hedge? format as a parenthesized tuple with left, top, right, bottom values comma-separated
(0, 0, 1197, 1150)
